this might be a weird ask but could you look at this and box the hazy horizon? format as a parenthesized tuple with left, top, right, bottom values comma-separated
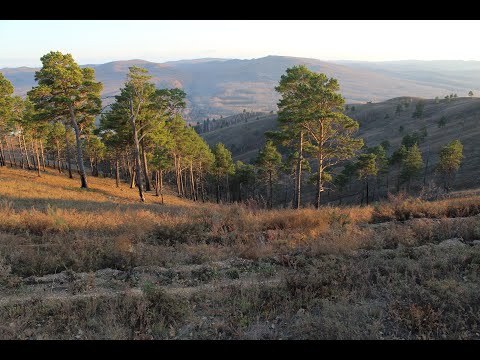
(3, 55, 480, 70)
(2, 20, 480, 68)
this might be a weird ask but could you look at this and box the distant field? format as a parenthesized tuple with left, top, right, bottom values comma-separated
(1, 166, 480, 339)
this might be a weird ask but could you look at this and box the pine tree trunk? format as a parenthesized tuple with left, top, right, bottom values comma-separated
(34, 139, 41, 177)
(159, 169, 164, 204)
(200, 171, 205, 202)
(226, 174, 230, 203)
(175, 155, 181, 195)
(115, 157, 120, 188)
(56, 140, 62, 173)
(39, 140, 46, 171)
(366, 179, 369, 206)
(89, 158, 94, 176)
(155, 170, 159, 196)
(216, 174, 220, 204)
(23, 135, 32, 170)
(68, 106, 88, 188)
(189, 160, 195, 201)
(180, 168, 186, 197)
(65, 130, 73, 179)
(0, 139, 5, 166)
(17, 134, 25, 169)
(130, 159, 136, 189)
(130, 117, 145, 202)
(315, 158, 323, 209)
(3, 136, 14, 167)
(30, 141, 36, 170)
(141, 140, 151, 191)
(268, 170, 273, 209)
(95, 157, 99, 177)
(7, 136, 16, 167)
(295, 131, 304, 209)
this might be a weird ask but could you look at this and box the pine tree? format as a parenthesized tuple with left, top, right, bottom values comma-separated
(438, 116, 447, 128)
(46, 122, 67, 173)
(400, 144, 423, 192)
(436, 140, 463, 192)
(255, 140, 282, 209)
(274, 65, 363, 209)
(0, 73, 14, 167)
(356, 153, 378, 205)
(213, 143, 234, 203)
(28, 51, 103, 188)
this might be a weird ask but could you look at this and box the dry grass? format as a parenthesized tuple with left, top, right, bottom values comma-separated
(1, 166, 480, 339)
(373, 192, 480, 222)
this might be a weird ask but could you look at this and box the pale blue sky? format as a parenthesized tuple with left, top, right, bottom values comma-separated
(1, 20, 480, 68)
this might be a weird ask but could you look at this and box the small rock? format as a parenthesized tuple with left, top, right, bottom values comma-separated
(472, 240, 480, 246)
(438, 238, 466, 248)
(296, 308, 305, 316)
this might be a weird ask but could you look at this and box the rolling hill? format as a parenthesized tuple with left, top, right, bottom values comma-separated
(2, 56, 480, 120)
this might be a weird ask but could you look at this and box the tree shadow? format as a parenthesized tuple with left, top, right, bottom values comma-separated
(1, 194, 190, 215)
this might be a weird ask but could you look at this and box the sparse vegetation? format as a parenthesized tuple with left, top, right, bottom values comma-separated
(0, 167, 480, 339)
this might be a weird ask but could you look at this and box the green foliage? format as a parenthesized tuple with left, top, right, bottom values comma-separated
(213, 143, 234, 177)
(0, 72, 14, 133)
(28, 51, 103, 125)
(366, 144, 389, 175)
(380, 140, 391, 152)
(412, 100, 425, 118)
(401, 130, 426, 148)
(468, 91, 474, 97)
(400, 144, 423, 186)
(437, 116, 447, 128)
(356, 153, 378, 181)
(255, 141, 281, 177)
(334, 161, 357, 192)
(233, 160, 256, 190)
(390, 145, 408, 166)
(436, 140, 463, 191)
(82, 135, 106, 161)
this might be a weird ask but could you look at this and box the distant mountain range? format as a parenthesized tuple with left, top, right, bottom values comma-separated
(2, 55, 480, 120)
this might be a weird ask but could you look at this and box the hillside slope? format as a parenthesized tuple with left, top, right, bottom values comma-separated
(1, 166, 480, 339)
(201, 96, 480, 190)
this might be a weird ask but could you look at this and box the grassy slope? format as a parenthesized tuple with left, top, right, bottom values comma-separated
(201, 113, 277, 162)
(1, 166, 480, 339)
(201, 97, 480, 190)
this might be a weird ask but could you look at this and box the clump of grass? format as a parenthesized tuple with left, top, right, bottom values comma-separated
(0, 290, 189, 340)
(373, 192, 480, 222)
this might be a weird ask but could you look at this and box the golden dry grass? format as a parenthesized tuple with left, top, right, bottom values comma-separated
(1, 166, 480, 339)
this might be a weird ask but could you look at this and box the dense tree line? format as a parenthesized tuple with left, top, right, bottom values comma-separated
(194, 110, 266, 134)
(0, 54, 466, 208)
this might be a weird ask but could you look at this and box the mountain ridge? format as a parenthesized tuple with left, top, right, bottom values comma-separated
(2, 55, 480, 120)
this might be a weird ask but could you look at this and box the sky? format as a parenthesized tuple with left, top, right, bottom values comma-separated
(1, 20, 480, 68)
